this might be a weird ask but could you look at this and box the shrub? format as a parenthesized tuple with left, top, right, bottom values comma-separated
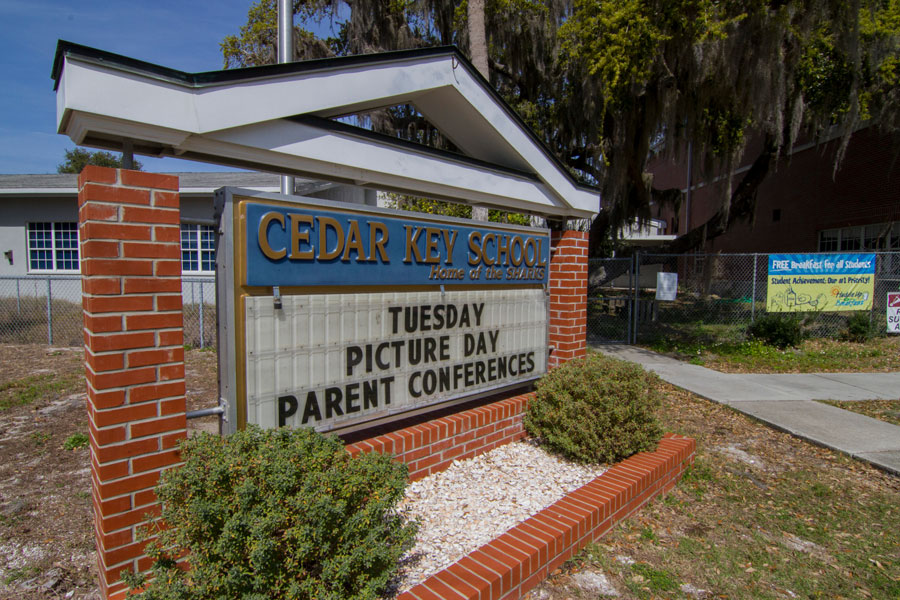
(524, 353, 663, 464)
(844, 311, 876, 343)
(123, 426, 417, 600)
(746, 313, 803, 348)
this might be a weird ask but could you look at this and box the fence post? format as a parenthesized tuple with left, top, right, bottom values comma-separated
(16, 278, 21, 315)
(199, 282, 205, 349)
(632, 251, 641, 343)
(751, 253, 758, 322)
(626, 258, 633, 344)
(46, 277, 53, 345)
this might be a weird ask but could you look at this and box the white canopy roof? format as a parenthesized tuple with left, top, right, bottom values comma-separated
(53, 42, 600, 219)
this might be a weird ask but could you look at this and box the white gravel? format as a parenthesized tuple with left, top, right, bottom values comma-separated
(392, 440, 606, 594)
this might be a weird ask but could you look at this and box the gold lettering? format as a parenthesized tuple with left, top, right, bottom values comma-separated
(404, 226, 424, 263)
(442, 229, 458, 264)
(289, 213, 314, 260)
(482, 233, 496, 266)
(524, 237, 537, 267)
(468, 231, 483, 266)
(497, 235, 510, 265)
(317, 216, 344, 261)
(424, 227, 442, 264)
(342, 220, 368, 262)
(369, 222, 389, 263)
(536, 238, 547, 267)
(510, 236, 524, 266)
(258, 212, 286, 260)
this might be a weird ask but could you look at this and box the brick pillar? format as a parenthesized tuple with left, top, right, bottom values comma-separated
(548, 229, 588, 368)
(79, 166, 187, 599)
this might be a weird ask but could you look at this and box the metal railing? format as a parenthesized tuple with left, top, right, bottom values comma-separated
(588, 251, 900, 345)
(0, 275, 216, 347)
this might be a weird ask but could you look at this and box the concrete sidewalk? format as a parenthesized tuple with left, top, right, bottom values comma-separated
(597, 345, 900, 476)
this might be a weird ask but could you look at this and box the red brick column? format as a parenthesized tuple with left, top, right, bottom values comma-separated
(548, 230, 588, 368)
(79, 166, 187, 599)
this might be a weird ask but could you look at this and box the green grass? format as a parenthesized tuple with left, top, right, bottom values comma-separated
(0, 373, 77, 411)
(556, 385, 900, 600)
(627, 563, 679, 595)
(30, 431, 51, 446)
(63, 432, 89, 451)
(647, 336, 900, 373)
(3, 566, 41, 585)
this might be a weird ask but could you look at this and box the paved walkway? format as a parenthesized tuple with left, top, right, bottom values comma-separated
(597, 345, 900, 476)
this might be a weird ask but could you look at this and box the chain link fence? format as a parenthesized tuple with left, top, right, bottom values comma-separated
(589, 252, 900, 345)
(0, 276, 83, 346)
(0, 275, 217, 348)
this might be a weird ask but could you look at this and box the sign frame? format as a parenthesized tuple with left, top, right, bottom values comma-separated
(765, 253, 876, 313)
(888, 292, 900, 333)
(215, 187, 551, 435)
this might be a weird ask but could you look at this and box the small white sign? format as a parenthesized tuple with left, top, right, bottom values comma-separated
(656, 272, 678, 302)
(888, 292, 900, 333)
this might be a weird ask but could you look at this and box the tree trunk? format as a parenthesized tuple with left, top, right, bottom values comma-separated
(468, 0, 489, 79)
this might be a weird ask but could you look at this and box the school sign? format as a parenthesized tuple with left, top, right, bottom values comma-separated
(218, 191, 551, 432)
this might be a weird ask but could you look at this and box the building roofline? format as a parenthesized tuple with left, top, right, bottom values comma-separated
(52, 40, 600, 196)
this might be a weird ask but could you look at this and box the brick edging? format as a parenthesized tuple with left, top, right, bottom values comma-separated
(397, 433, 696, 600)
(346, 394, 531, 481)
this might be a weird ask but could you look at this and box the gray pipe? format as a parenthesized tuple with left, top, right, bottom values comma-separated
(278, 0, 295, 195)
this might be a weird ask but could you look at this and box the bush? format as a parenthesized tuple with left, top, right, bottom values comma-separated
(524, 353, 663, 464)
(124, 426, 417, 600)
(844, 311, 876, 342)
(746, 313, 803, 348)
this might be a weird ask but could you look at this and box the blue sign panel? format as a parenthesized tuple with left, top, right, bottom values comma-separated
(244, 201, 550, 287)
(768, 253, 876, 276)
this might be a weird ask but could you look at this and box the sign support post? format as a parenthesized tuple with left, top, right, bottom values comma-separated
(79, 166, 188, 600)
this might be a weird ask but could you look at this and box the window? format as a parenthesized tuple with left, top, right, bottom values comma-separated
(27, 222, 79, 272)
(181, 224, 216, 273)
(818, 229, 838, 252)
(864, 224, 888, 250)
(839, 226, 862, 251)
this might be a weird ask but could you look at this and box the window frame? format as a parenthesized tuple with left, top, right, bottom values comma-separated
(26, 221, 80, 273)
(180, 223, 217, 275)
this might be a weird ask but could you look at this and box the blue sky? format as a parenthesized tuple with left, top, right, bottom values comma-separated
(0, 1, 338, 174)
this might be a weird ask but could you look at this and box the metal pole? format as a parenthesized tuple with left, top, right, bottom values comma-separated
(16, 278, 21, 315)
(46, 277, 53, 345)
(751, 253, 758, 322)
(278, 0, 295, 196)
(199, 282, 205, 349)
(632, 251, 641, 343)
(122, 140, 134, 170)
(685, 142, 693, 233)
(626, 258, 633, 344)
(191, 281, 196, 348)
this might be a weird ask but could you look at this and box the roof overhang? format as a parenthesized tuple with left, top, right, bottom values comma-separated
(53, 42, 600, 220)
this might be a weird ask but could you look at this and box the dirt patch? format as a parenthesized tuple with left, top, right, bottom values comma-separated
(4, 344, 898, 599)
(0, 345, 219, 600)
(527, 383, 900, 600)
